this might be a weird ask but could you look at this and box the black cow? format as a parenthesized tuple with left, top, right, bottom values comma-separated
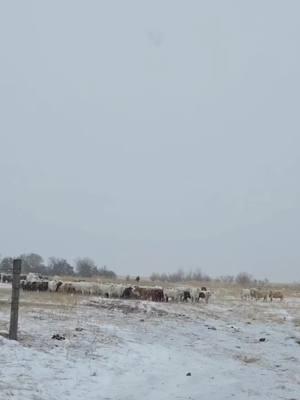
(22, 281, 48, 291)
(121, 286, 134, 299)
(182, 290, 191, 302)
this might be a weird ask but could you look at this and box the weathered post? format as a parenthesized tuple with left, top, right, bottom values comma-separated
(9, 259, 22, 340)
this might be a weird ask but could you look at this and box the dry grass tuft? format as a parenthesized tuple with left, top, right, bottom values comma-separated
(236, 355, 260, 364)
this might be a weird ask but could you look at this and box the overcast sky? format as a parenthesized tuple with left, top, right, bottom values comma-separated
(0, 1, 299, 282)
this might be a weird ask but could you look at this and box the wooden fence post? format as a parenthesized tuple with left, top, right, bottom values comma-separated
(9, 259, 22, 340)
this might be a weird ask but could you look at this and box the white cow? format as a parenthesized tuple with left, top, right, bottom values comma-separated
(241, 288, 251, 300)
(190, 287, 201, 303)
(109, 284, 126, 298)
(164, 288, 182, 302)
(26, 273, 42, 283)
(48, 280, 63, 292)
(199, 289, 211, 304)
(251, 288, 268, 301)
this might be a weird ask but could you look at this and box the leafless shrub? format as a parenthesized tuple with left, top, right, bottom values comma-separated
(235, 272, 253, 287)
(150, 269, 210, 283)
(218, 275, 235, 283)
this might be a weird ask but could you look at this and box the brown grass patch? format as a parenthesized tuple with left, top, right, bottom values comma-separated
(236, 354, 260, 364)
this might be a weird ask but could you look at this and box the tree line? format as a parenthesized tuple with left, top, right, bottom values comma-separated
(0, 253, 117, 279)
(150, 269, 211, 283)
(150, 270, 268, 286)
(0, 254, 269, 285)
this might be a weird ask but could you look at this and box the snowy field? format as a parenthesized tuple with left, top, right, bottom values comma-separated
(0, 284, 300, 399)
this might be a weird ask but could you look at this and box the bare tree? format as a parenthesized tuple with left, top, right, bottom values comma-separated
(75, 257, 98, 277)
(19, 253, 46, 274)
(75, 259, 116, 278)
(235, 272, 253, 287)
(0, 257, 14, 273)
(48, 257, 74, 276)
(97, 265, 116, 279)
(219, 275, 235, 283)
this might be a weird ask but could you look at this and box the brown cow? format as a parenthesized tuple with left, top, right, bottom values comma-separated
(132, 286, 164, 302)
(269, 290, 284, 301)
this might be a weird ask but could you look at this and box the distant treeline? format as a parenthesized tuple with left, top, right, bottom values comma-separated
(0, 253, 116, 279)
(150, 269, 211, 283)
(150, 270, 269, 286)
(0, 254, 269, 286)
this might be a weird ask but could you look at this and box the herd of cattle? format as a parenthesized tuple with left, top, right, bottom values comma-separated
(241, 288, 284, 302)
(19, 273, 212, 303)
(1, 273, 285, 303)
(0, 273, 27, 283)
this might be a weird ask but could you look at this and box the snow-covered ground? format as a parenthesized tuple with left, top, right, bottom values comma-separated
(0, 285, 300, 399)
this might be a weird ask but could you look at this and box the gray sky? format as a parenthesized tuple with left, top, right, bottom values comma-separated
(1, 1, 299, 282)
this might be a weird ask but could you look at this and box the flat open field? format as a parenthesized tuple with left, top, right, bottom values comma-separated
(0, 283, 300, 400)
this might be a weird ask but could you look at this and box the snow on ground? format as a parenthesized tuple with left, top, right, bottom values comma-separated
(0, 286, 300, 399)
